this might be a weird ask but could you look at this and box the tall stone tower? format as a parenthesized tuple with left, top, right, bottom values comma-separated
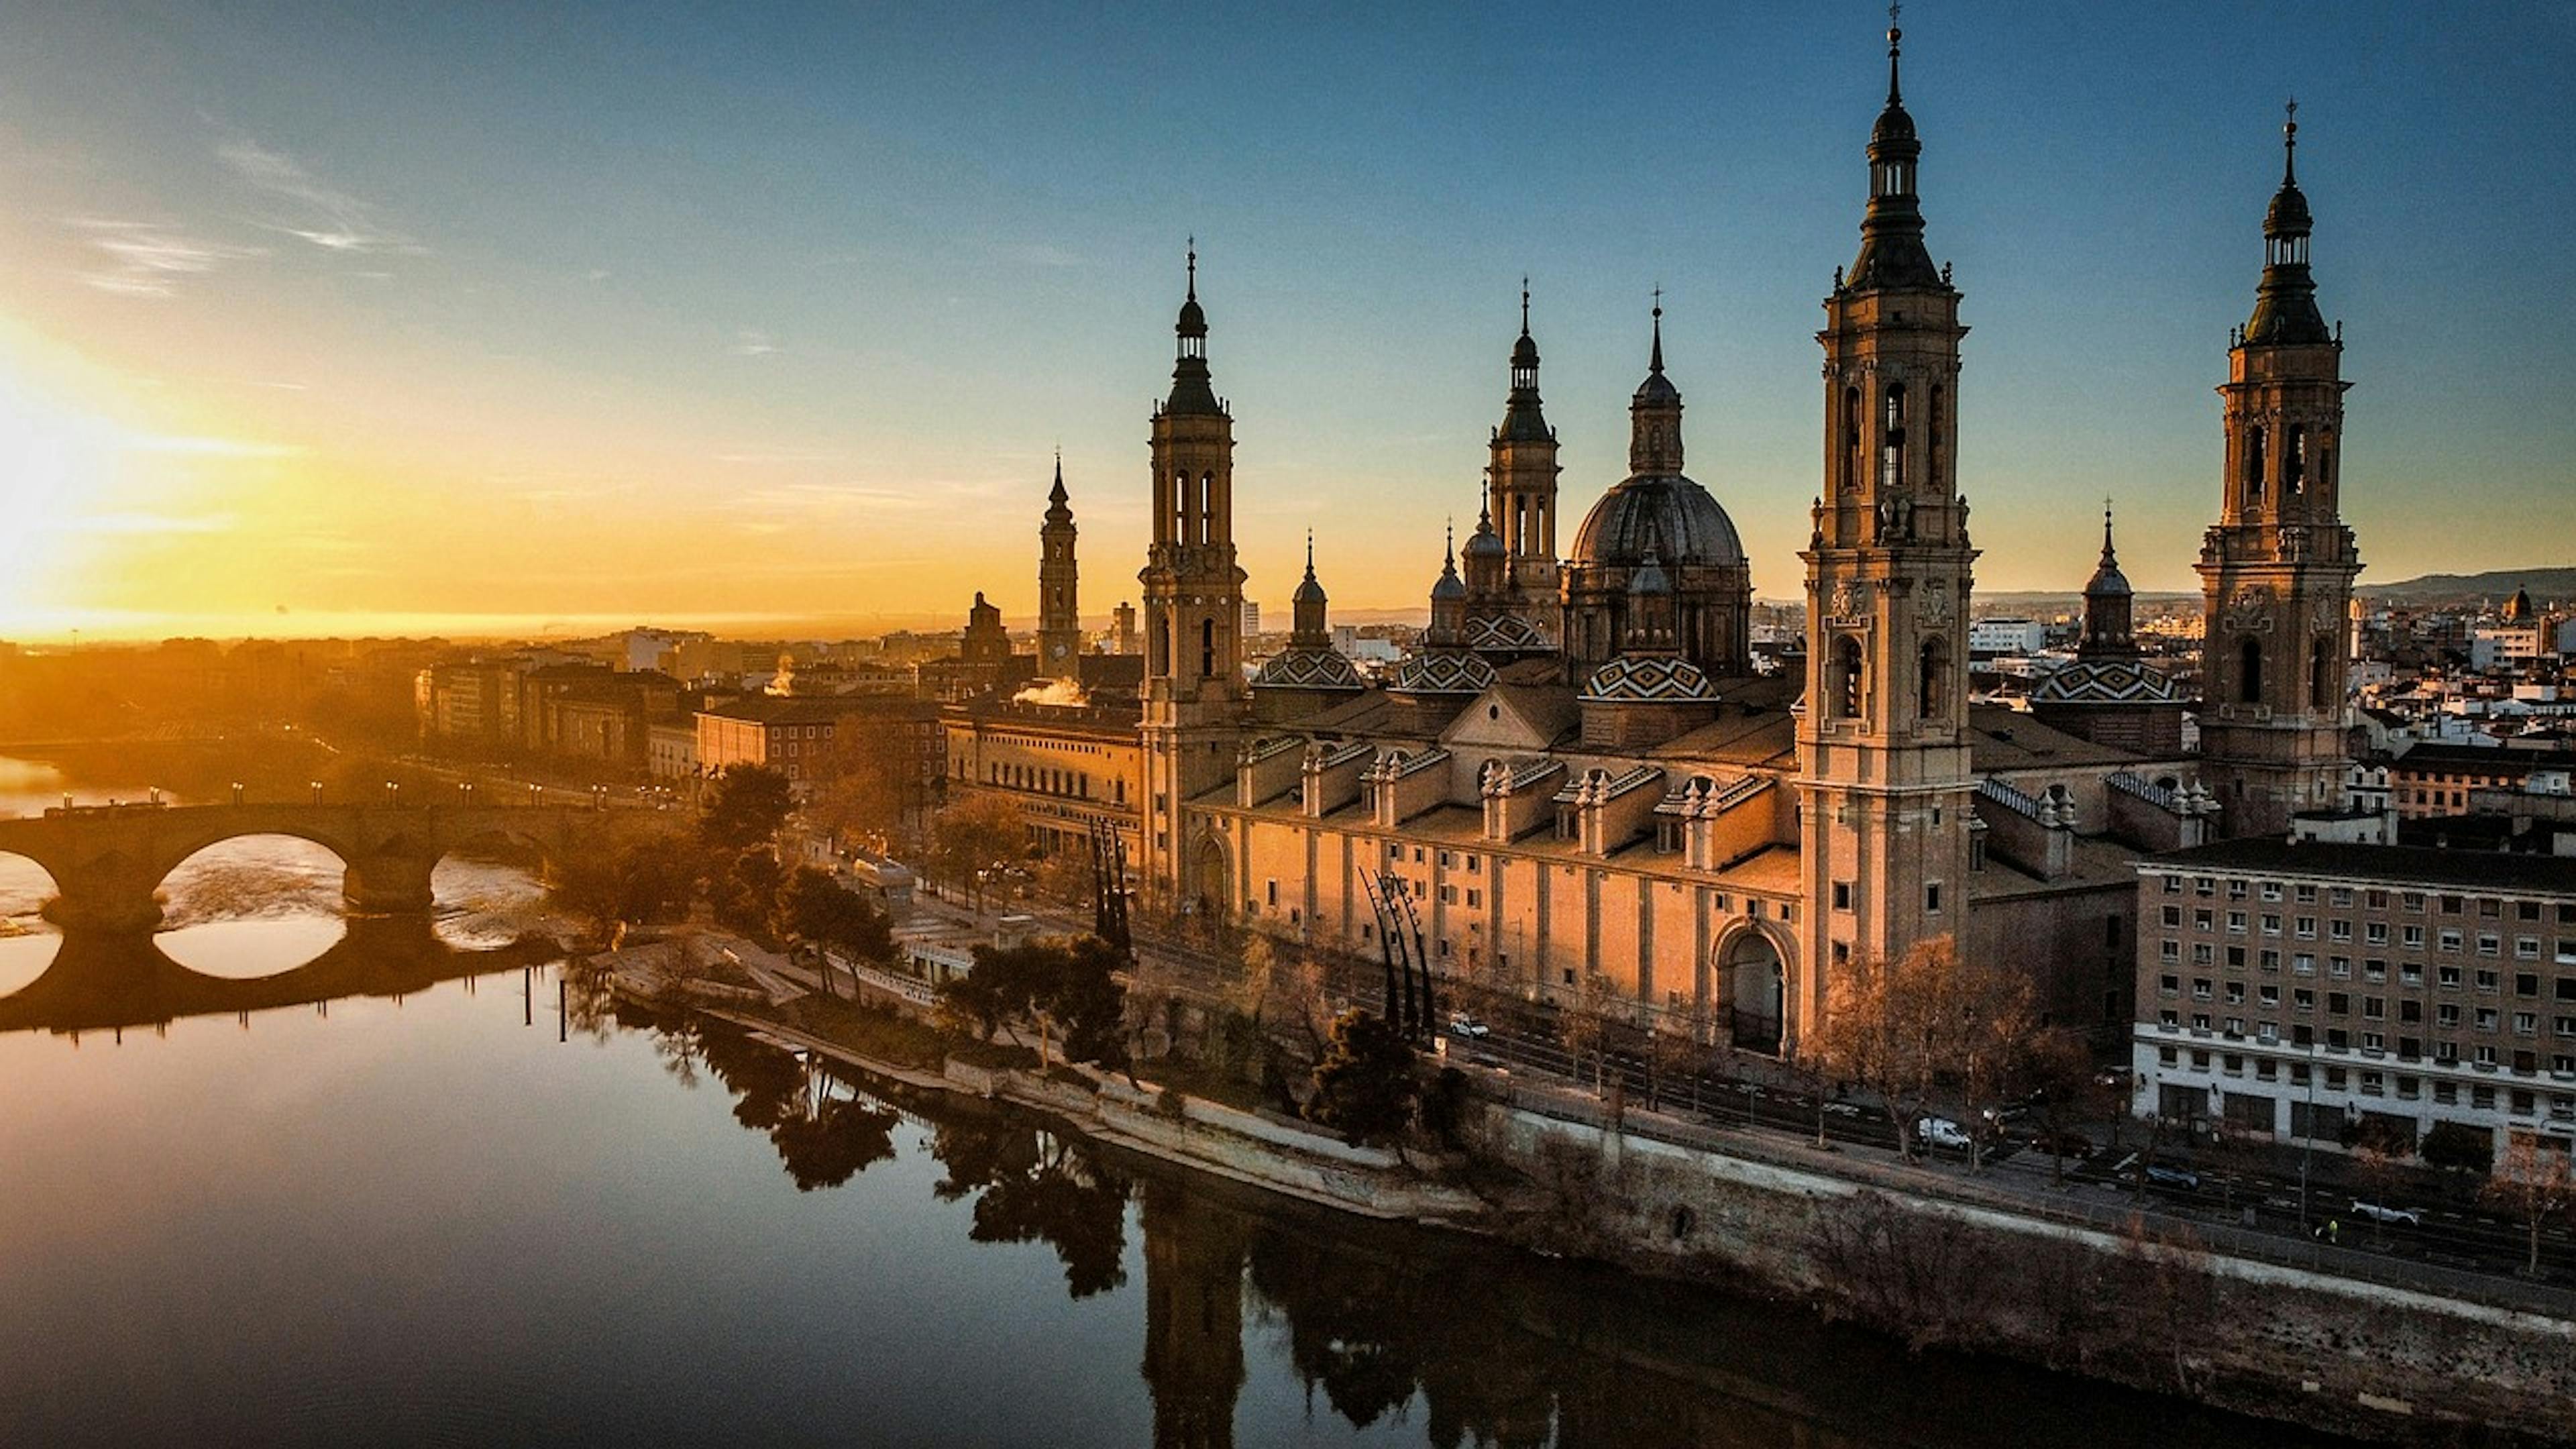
(1487, 282, 1562, 639)
(1138, 247, 1248, 908)
(1038, 452, 1081, 680)
(1796, 16, 1978, 1052)
(2196, 106, 2359, 839)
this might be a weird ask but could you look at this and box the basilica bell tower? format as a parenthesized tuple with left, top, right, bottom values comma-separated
(1138, 247, 1249, 909)
(1038, 453, 1081, 680)
(1795, 15, 1978, 1054)
(2196, 105, 2359, 839)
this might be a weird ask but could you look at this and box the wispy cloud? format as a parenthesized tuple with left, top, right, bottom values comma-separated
(218, 140, 421, 255)
(61, 511, 237, 536)
(68, 217, 264, 297)
(712, 449, 844, 466)
(732, 328, 780, 357)
(123, 433, 307, 458)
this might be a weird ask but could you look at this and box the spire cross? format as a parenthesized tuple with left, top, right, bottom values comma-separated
(1520, 276, 1530, 333)
(1887, 1, 1904, 101)
(2282, 97, 2299, 183)
(1185, 236, 1197, 301)
(1649, 286, 1665, 373)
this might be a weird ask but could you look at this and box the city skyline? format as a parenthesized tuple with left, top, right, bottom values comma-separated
(1, 2, 2570, 642)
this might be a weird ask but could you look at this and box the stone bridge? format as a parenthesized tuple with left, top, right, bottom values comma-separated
(0, 801, 639, 934)
(0, 915, 565, 1037)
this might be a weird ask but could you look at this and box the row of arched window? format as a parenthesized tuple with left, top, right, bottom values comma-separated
(2237, 636, 2339, 710)
(1839, 380, 1946, 496)
(1166, 470, 1222, 546)
(2239, 422, 2332, 506)
(1822, 634, 1951, 723)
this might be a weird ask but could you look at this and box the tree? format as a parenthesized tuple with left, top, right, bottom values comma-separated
(2422, 1120, 2494, 1176)
(2481, 1137, 2575, 1278)
(1305, 1008, 1419, 1146)
(1560, 972, 1615, 1096)
(549, 831, 698, 943)
(2017, 1027, 2106, 1187)
(709, 846, 788, 941)
(953, 935, 1129, 1069)
(775, 864, 894, 966)
(700, 764, 794, 851)
(929, 792, 1024, 908)
(806, 713, 924, 853)
(1807, 936, 2033, 1165)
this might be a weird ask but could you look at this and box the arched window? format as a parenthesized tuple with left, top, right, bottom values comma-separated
(1152, 614, 1170, 676)
(2242, 425, 2266, 504)
(2239, 638, 2263, 704)
(1198, 472, 1214, 544)
(2310, 637, 2333, 710)
(1199, 616, 1216, 678)
(1842, 386, 1863, 492)
(2286, 424, 2306, 495)
(1829, 635, 1864, 720)
(1919, 635, 1949, 721)
(1880, 384, 1907, 494)
(1928, 383, 1945, 487)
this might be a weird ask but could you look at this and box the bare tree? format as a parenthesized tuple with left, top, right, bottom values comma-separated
(2481, 1137, 2576, 1278)
(1808, 936, 2029, 1165)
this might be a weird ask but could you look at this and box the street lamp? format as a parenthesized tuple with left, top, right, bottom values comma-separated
(310, 781, 323, 806)
(2299, 1034, 2322, 1236)
(385, 780, 400, 806)
(231, 782, 244, 806)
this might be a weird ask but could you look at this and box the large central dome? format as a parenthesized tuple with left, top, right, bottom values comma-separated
(1568, 475, 1746, 568)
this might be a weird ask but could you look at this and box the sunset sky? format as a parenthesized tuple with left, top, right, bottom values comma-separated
(0, 2, 2569, 642)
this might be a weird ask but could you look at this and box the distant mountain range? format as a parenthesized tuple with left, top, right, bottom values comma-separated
(2356, 568, 2576, 602)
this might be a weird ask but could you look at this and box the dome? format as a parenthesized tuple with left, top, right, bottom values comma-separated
(2084, 557, 2131, 599)
(1462, 521, 1506, 561)
(1569, 476, 1745, 570)
(1388, 649, 1495, 696)
(1580, 655, 1718, 705)
(1870, 99, 1918, 149)
(1430, 568, 1467, 602)
(2029, 659, 2182, 707)
(1633, 368, 1680, 405)
(2263, 181, 2312, 239)
(1510, 330, 1539, 369)
(1292, 570, 1327, 607)
(1253, 647, 1362, 692)
(1462, 614, 1549, 655)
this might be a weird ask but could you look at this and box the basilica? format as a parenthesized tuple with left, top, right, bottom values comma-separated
(1025, 24, 2357, 1058)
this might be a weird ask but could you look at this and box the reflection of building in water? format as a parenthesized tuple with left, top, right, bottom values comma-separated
(1138, 1178, 1246, 1449)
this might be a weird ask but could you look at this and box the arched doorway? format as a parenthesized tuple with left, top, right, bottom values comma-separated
(1723, 932, 1784, 1055)
(1191, 837, 1230, 922)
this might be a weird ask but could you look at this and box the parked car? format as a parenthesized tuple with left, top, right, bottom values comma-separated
(1446, 1014, 1491, 1039)
(2349, 1199, 2423, 1227)
(2025, 1128, 2094, 1159)
(2141, 1163, 2202, 1191)
(1915, 1116, 1974, 1151)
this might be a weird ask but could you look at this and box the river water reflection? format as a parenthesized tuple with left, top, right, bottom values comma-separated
(0, 753, 2352, 1446)
(0, 941, 2365, 1447)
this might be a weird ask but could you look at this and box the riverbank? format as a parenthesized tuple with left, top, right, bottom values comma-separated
(605, 934, 2576, 1448)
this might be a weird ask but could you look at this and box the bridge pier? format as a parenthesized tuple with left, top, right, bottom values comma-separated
(40, 861, 166, 936)
(342, 852, 439, 917)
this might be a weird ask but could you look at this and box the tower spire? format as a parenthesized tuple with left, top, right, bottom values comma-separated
(2101, 497, 2116, 566)
(1649, 287, 1665, 374)
(2245, 106, 2328, 347)
(2283, 97, 2298, 185)
(1887, 1, 1902, 103)
(1166, 240, 1220, 414)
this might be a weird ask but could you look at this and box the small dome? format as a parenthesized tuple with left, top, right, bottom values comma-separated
(1463, 522, 1506, 560)
(2085, 557, 2132, 599)
(2263, 181, 2312, 239)
(2029, 659, 2183, 706)
(1580, 655, 1718, 705)
(1633, 368, 1680, 405)
(1176, 294, 1206, 336)
(1870, 100, 1918, 148)
(1388, 649, 1495, 697)
(1569, 476, 1746, 569)
(1511, 330, 1539, 368)
(1430, 569, 1467, 603)
(1293, 570, 1327, 606)
(1253, 647, 1362, 692)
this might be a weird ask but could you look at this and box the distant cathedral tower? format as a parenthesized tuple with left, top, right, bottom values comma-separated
(1139, 246, 1249, 908)
(2196, 105, 2359, 839)
(1038, 452, 1081, 679)
(1489, 282, 1562, 638)
(1795, 15, 1978, 1052)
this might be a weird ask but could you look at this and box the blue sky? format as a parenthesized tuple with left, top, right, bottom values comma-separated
(0, 1, 2568, 637)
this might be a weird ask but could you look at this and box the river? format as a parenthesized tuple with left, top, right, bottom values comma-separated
(0, 755, 2355, 1447)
